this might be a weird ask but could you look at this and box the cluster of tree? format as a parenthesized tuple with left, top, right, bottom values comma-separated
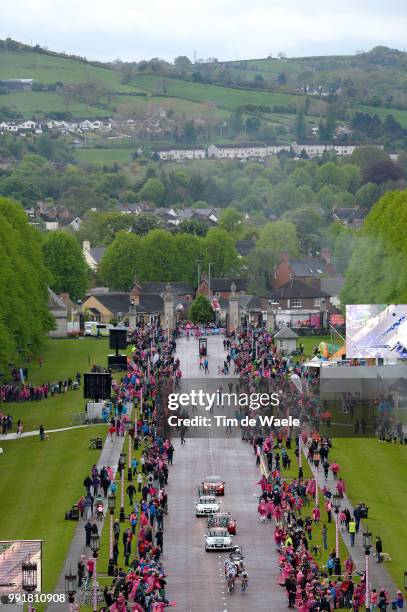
(351, 112, 407, 146)
(0, 197, 54, 370)
(0, 133, 73, 165)
(189, 294, 214, 324)
(341, 189, 407, 304)
(42, 232, 90, 301)
(99, 228, 240, 290)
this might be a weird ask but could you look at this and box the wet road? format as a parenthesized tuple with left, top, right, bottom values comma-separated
(163, 335, 287, 612)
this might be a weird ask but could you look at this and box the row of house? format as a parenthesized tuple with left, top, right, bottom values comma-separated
(0, 119, 113, 135)
(153, 141, 381, 161)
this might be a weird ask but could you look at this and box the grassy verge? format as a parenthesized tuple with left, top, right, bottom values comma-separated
(0, 426, 106, 593)
(330, 439, 407, 590)
(1, 338, 132, 431)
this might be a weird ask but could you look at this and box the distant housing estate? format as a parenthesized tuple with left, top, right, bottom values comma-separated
(152, 141, 383, 161)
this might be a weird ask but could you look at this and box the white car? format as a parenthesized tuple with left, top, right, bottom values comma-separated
(195, 495, 220, 517)
(205, 527, 233, 551)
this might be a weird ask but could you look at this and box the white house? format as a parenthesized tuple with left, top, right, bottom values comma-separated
(154, 146, 206, 161)
(82, 241, 107, 272)
(18, 120, 37, 130)
(207, 143, 268, 159)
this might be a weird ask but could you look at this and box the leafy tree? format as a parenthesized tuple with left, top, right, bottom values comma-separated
(218, 208, 244, 237)
(248, 220, 299, 293)
(42, 232, 89, 300)
(341, 190, 407, 304)
(139, 177, 166, 205)
(138, 229, 179, 281)
(202, 228, 240, 277)
(354, 182, 380, 209)
(189, 294, 214, 324)
(0, 198, 53, 369)
(58, 186, 111, 216)
(99, 232, 142, 290)
(173, 233, 202, 285)
(295, 109, 306, 140)
(350, 146, 388, 170)
(284, 206, 326, 254)
(76, 211, 134, 245)
(177, 219, 208, 237)
(363, 159, 404, 185)
(328, 223, 356, 274)
(132, 213, 161, 236)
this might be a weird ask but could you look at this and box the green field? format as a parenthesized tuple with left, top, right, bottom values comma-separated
(114, 93, 229, 120)
(0, 91, 110, 117)
(132, 74, 301, 110)
(1, 338, 121, 431)
(75, 147, 136, 165)
(0, 427, 105, 592)
(0, 49, 124, 89)
(359, 105, 407, 128)
(332, 439, 407, 590)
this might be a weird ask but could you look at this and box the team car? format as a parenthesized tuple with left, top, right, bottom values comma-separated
(195, 494, 220, 517)
(205, 527, 233, 551)
(207, 512, 237, 535)
(201, 475, 226, 496)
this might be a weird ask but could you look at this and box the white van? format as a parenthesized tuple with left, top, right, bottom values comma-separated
(84, 322, 112, 337)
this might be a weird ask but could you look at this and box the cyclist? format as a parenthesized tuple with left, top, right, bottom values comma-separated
(240, 570, 248, 592)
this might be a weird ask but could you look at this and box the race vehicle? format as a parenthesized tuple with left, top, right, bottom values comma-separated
(207, 512, 237, 535)
(201, 475, 225, 496)
(205, 527, 233, 551)
(195, 494, 220, 517)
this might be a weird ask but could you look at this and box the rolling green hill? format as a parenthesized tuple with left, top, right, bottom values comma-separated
(1, 41, 406, 154)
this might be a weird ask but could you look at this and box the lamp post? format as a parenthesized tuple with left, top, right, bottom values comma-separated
(298, 434, 303, 479)
(22, 557, 37, 612)
(313, 449, 321, 507)
(127, 430, 132, 481)
(65, 568, 77, 612)
(90, 533, 100, 612)
(363, 529, 372, 610)
(332, 492, 342, 575)
(119, 452, 126, 522)
(108, 493, 116, 575)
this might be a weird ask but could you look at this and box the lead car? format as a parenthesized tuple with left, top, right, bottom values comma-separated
(195, 494, 220, 517)
(205, 527, 233, 551)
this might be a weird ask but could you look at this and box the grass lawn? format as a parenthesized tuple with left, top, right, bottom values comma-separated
(132, 74, 300, 110)
(0, 91, 110, 118)
(0, 49, 132, 91)
(295, 335, 341, 359)
(1, 338, 129, 431)
(74, 147, 136, 165)
(22, 337, 111, 384)
(0, 426, 106, 592)
(359, 105, 407, 128)
(331, 439, 407, 590)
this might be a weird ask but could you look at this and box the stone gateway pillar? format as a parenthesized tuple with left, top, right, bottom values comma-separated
(163, 284, 175, 333)
(227, 282, 239, 336)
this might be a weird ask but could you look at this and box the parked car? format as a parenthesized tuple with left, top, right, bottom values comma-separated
(202, 475, 225, 496)
(195, 495, 220, 517)
(207, 512, 237, 535)
(205, 527, 233, 551)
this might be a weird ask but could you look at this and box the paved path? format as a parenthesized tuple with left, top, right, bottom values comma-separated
(48, 403, 132, 610)
(0, 424, 101, 441)
(165, 336, 287, 612)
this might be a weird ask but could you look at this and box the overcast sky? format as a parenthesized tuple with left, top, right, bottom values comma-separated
(1, 0, 407, 62)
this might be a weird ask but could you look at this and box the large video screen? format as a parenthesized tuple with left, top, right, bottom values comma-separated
(346, 304, 407, 358)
